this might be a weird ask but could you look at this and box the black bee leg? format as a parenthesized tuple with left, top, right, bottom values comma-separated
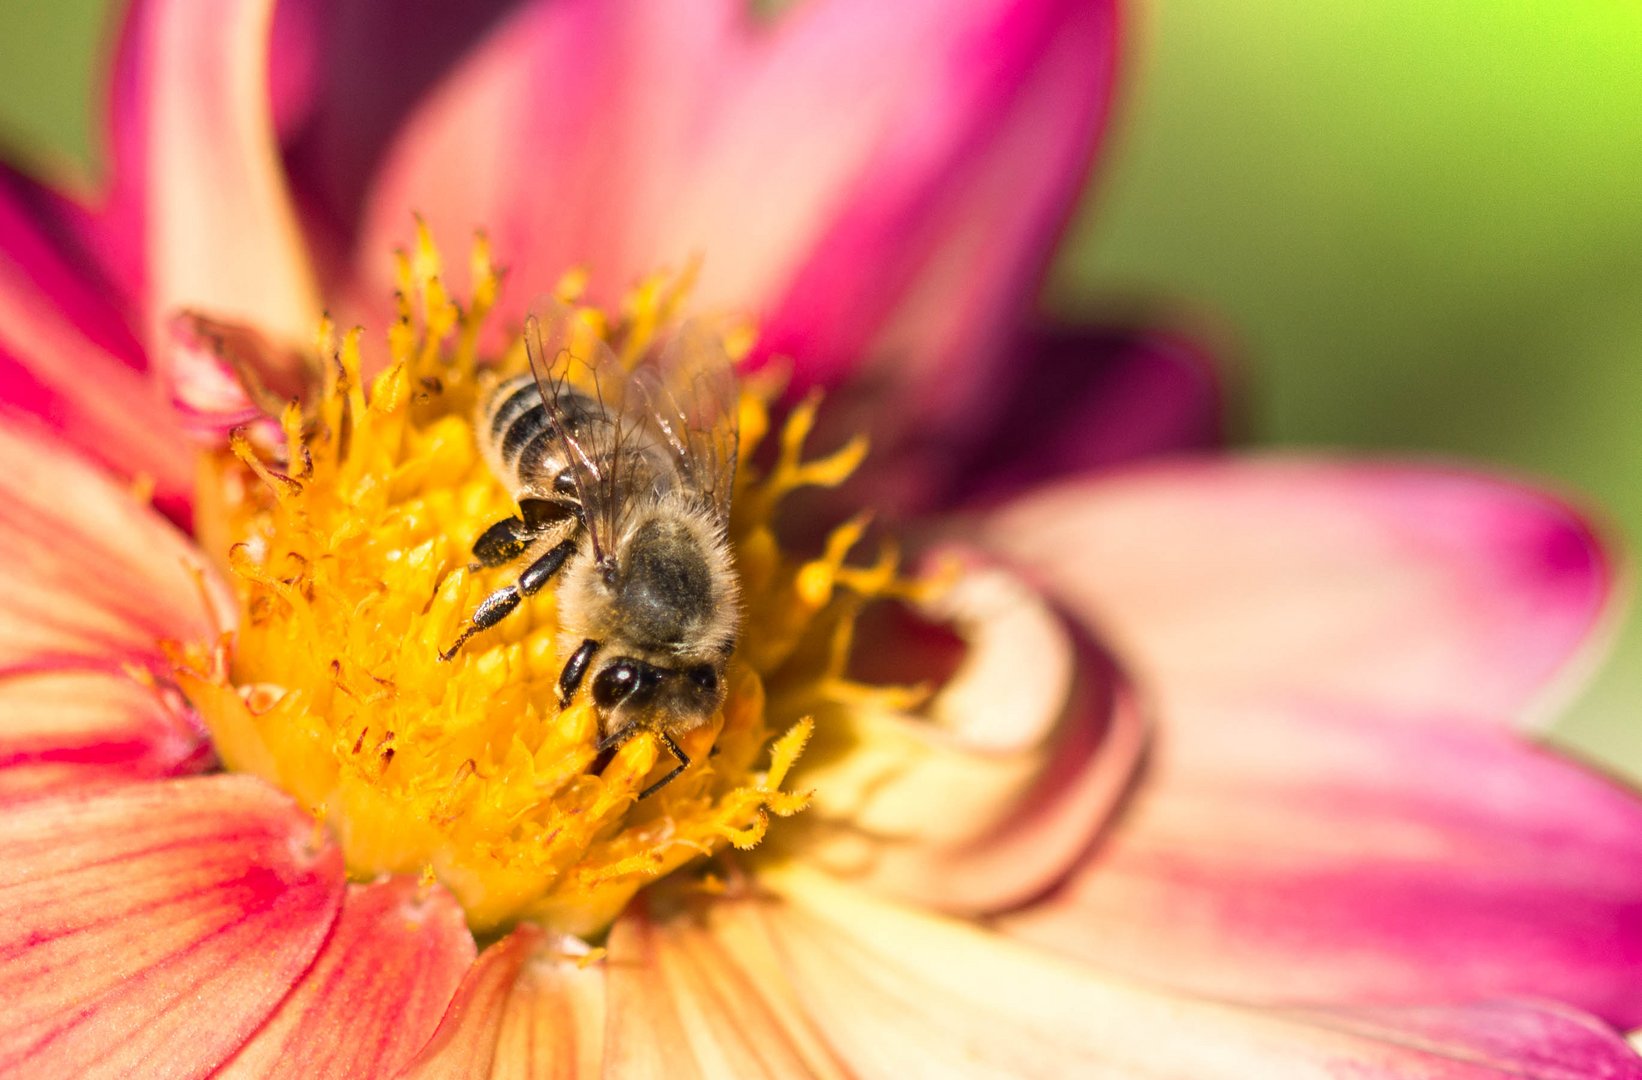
(470, 499, 574, 569)
(638, 730, 691, 799)
(590, 722, 636, 776)
(586, 725, 689, 797)
(518, 538, 577, 596)
(558, 638, 599, 706)
(443, 537, 580, 661)
(470, 516, 532, 569)
(438, 585, 521, 661)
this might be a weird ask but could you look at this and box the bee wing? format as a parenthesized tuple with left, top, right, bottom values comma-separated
(628, 320, 740, 524)
(524, 298, 643, 567)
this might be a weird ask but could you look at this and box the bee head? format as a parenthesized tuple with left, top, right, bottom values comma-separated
(589, 656, 724, 733)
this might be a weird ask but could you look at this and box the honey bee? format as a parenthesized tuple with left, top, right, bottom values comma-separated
(442, 299, 741, 798)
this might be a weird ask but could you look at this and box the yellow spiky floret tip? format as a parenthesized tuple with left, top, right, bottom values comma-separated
(170, 222, 930, 935)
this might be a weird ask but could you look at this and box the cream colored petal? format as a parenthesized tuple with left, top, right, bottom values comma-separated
(790, 551, 1146, 913)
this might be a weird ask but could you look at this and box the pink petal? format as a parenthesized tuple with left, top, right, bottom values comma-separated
(744, 869, 1642, 1077)
(0, 185, 190, 502)
(355, 0, 1111, 399)
(0, 669, 208, 802)
(0, 418, 235, 675)
(216, 877, 475, 1079)
(0, 775, 344, 1078)
(997, 692, 1642, 1026)
(396, 925, 540, 1080)
(798, 552, 1147, 914)
(143, 0, 319, 350)
(975, 459, 1615, 725)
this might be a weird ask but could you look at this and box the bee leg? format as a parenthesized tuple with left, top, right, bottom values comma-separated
(558, 638, 599, 706)
(470, 516, 533, 568)
(470, 499, 573, 568)
(518, 537, 577, 596)
(438, 585, 522, 661)
(589, 722, 636, 776)
(442, 538, 580, 661)
(638, 730, 690, 799)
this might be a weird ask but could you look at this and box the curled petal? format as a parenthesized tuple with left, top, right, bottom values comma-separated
(0, 775, 344, 1078)
(0, 418, 235, 675)
(998, 693, 1642, 1026)
(217, 877, 475, 1079)
(166, 310, 311, 445)
(976, 459, 1617, 726)
(795, 553, 1145, 913)
(144, 0, 319, 349)
(0, 669, 208, 802)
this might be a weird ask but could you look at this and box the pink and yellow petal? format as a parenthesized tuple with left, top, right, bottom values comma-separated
(143, 0, 320, 350)
(977, 459, 1617, 726)
(998, 691, 1642, 1026)
(757, 869, 1642, 1078)
(438, 871, 1642, 1078)
(0, 419, 234, 675)
(0, 775, 344, 1078)
(216, 877, 475, 1079)
(792, 554, 1147, 914)
(0, 669, 208, 802)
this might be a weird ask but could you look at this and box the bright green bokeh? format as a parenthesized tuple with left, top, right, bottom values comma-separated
(2, 1, 1640, 771)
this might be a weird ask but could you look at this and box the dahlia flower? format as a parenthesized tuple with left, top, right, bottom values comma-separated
(1, 0, 1640, 1076)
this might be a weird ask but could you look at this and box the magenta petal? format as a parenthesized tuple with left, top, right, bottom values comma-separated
(892, 322, 1225, 512)
(999, 693, 1642, 1025)
(355, 0, 1111, 379)
(0, 182, 190, 500)
(977, 459, 1616, 724)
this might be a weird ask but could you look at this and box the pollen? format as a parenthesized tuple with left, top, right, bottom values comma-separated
(168, 226, 923, 936)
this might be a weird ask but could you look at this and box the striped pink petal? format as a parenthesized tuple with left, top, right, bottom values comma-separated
(0, 775, 344, 1078)
(0, 418, 234, 676)
(976, 458, 1616, 725)
(442, 871, 1642, 1078)
(216, 877, 475, 1079)
(397, 925, 542, 1080)
(0, 669, 207, 802)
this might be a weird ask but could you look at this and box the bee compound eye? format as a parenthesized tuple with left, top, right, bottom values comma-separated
(592, 662, 640, 708)
(686, 665, 719, 695)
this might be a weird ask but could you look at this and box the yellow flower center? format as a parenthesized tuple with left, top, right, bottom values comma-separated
(168, 227, 927, 936)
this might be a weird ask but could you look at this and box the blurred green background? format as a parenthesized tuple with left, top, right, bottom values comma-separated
(2, 1, 1640, 772)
